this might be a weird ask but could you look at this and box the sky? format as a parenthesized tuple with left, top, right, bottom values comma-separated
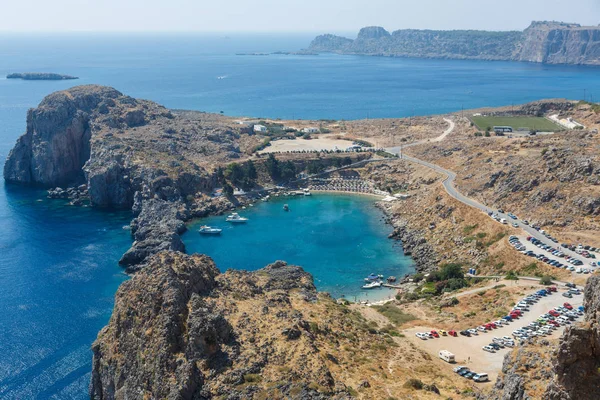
(1, 0, 598, 33)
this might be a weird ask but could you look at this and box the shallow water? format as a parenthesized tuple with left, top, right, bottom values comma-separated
(185, 193, 411, 302)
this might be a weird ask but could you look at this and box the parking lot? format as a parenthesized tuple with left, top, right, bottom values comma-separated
(404, 286, 584, 383)
(515, 235, 596, 275)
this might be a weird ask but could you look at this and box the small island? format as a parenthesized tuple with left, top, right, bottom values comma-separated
(7, 72, 78, 81)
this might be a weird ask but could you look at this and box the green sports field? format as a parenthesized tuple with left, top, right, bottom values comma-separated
(471, 116, 563, 132)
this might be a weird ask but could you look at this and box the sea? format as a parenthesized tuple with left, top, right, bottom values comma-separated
(1, 33, 599, 399)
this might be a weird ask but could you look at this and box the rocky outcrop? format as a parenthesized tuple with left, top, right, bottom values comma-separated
(308, 21, 600, 65)
(119, 199, 187, 269)
(516, 21, 600, 65)
(6, 72, 78, 80)
(544, 275, 600, 400)
(91, 252, 367, 399)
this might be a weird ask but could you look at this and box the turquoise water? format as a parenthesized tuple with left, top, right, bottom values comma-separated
(0, 33, 599, 398)
(185, 194, 410, 302)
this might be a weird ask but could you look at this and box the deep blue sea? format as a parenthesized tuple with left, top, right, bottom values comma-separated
(1, 33, 600, 399)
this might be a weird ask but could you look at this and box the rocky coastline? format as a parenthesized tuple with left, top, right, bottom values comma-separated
(308, 21, 600, 66)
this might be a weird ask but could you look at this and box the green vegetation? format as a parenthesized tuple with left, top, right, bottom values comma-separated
(578, 100, 600, 113)
(540, 275, 553, 285)
(463, 224, 478, 234)
(471, 115, 562, 132)
(243, 374, 262, 383)
(372, 304, 416, 326)
(265, 153, 297, 182)
(505, 271, 519, 280)
(403, 378, 424, 390)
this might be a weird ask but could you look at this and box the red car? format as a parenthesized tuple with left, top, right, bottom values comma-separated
(564, 303, 573, 310)
(430, 330, 440, 338)
(549, 310, 560, 317)
(448, 330, 458, 337)
(549, 320, 560, 327)
(549, 286, 557, 292)
(511, 309, 522, 316)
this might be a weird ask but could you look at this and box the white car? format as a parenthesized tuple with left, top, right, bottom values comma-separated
(468, 329, 479, 336)
(482, 346, 495, 353)
(415, 332, 428, 340)
(477, 326, 486, 332)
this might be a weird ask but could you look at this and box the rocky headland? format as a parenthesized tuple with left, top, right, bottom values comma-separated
(308, 21, 600, 65)
(7, 72, 79, 80)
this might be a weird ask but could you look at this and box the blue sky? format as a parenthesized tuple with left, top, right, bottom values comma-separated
(2, 0, 598, 33)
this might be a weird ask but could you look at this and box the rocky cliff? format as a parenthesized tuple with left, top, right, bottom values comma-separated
(90, 251, 396, 399)
(4, 85, 261, 266)
(308, 21, 600, 65)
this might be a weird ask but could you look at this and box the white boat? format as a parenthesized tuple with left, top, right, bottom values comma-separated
(303, 189, 311, 196)
(362, 281, 382, 289)
(226, 213, 248, 223)
(364, 273, 384, 282)
(283, 204, 289, 211)
(199, 225, 222, 235)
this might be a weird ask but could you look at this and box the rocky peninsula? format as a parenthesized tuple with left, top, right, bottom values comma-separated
(308, 21, 600, 65)
(7, 72, 79, 80)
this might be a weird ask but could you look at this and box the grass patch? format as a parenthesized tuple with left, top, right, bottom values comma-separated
(471, 116, 562, 132)
(463, 224, 478, 234)
(373, 304, 416, 326)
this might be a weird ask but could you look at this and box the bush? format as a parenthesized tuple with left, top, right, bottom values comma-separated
(373, 304, 416, 326)
(505, 271, 519, 280)
(540, 275, 553, 285)
(243, 374, 262, 383)
(439, 263, 464, 280)
(403, 378, 424, 390)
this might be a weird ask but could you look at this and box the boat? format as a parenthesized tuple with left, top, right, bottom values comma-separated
(362, 281, 382, 289)
(226, 213, 249, 223)
(364, 273, 384, 282)
(199, 225, 222, 235)
(303, 189, 311, 196)
(283, 204, 289, 211)
(387, 276, 397, 283)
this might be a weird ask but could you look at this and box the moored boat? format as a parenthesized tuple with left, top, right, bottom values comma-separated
(226, 213, 248, 223)
(283, 204, 289, 211)
(361, 281, 382, 289)
(199, 225, 222, 235)
(364, 273, 384, 282)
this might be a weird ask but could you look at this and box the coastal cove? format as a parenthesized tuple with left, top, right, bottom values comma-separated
(185, 193, 413, 302)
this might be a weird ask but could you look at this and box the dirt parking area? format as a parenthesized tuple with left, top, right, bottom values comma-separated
(403, 287, 584, 383)
(259, 136, 358, 153)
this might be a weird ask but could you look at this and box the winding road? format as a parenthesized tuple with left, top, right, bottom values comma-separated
(385, 118, 591, 268)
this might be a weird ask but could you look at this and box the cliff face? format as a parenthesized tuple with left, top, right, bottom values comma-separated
(4, 85, 262, 266)
(90, 252, 387, 399)
(516, 22, 600, 65)
(544, 275, 600, 399)
(308, 21, 600, 65)
(3, 86, 109, 186)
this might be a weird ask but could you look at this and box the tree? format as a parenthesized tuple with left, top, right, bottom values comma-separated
(265, 153, 281, 180)
(540, 275, 553, 285)
(505, 271, 519, 280)
(342, 157, 353, 166)
(224, 163, 245, 186)
(244, 160, 257, 182)
(439, 263, 464, 281)
(280, 161, 296, 181)
(215, 166, 225, 184)
(222, 182, 234, 197)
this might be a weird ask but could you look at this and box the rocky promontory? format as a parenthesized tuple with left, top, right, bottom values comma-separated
(3, 85, 261, 266)
(7, 72, 78, 80)
(90, 251, 391, 399)
(309, 21, 600, 65)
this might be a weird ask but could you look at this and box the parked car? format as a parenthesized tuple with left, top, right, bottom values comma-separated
(564, 303, 573, 310)
(473, 373, 489, 382)
(448, 330, 458, 337)
(482, 345, 495, 353)
(562, 292, 573, 298)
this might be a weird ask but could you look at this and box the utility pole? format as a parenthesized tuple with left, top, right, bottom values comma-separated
(584, 89, 587, 102)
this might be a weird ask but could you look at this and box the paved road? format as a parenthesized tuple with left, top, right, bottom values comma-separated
(385, 120, 590, 268)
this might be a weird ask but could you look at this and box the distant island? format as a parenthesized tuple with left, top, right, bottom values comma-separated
(307, 21, 600, 65)
(7, 72, 78, 81)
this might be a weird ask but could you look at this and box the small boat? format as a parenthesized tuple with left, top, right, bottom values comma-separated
(362, 281, 382, 290)
(199, 225, 222, 235)
(364, 273, 384, 282)
(226, 213, 248, 223)
(387, 276, 397, 283)
(283, 204, 289, 211)
(303, 189, 311, 196)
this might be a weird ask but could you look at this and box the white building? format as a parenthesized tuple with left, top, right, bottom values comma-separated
(253, 124, 268, 133)
(302, 127, 319, 134)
